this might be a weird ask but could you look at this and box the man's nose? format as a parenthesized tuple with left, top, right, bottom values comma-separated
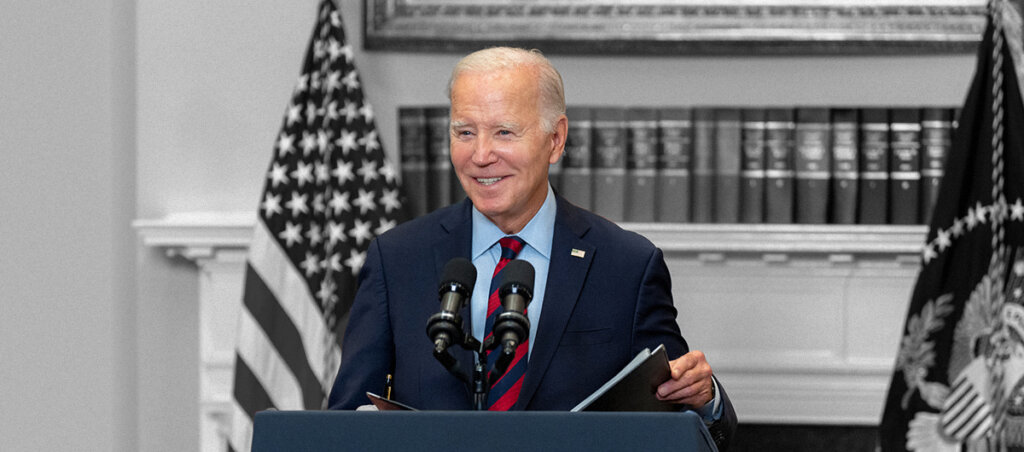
(470, 136, 497, 165)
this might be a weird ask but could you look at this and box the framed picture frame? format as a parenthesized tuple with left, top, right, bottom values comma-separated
(363, 0, 988, 55)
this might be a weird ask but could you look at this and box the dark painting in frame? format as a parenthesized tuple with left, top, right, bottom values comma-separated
(363, 0, 988, 55)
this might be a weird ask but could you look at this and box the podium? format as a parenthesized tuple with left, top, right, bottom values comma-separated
(252, 410, 718, 451)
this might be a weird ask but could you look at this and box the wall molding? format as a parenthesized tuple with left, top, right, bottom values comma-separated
(135, 212, 927, 261)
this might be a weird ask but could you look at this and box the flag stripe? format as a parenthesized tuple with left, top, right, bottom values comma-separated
(242, 262, 326, 409)
(948, 396, 986, 437)
(236, 307, 305, 409)
(248, 219, 333, 386)
(228, 399, 255, 452)
(966, 416, 993, 440)
(232, 357, 272, 420)
(962, 404, 992, 440)
(942, 381, 973, 422)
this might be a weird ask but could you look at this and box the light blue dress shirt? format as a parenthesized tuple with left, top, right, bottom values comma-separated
(469, 185, 556, 357)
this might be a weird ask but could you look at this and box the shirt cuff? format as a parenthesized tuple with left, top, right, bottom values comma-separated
(696, 375, 722, 424)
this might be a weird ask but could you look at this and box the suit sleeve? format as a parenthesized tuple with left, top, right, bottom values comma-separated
(634, 246, 738, 451)
(632, 247, 688, 358)
(327, 238, 394, 410)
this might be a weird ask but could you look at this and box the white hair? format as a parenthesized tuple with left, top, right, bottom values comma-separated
(447, 47, 566, 133)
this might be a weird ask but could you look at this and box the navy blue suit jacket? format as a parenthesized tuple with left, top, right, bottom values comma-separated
(328, 196, 735, 444)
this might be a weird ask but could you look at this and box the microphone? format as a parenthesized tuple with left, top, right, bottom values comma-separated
(493, 259, 535, 356)
(426, 257, 476, 354)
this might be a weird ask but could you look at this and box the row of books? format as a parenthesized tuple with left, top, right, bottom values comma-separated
(398, 105, 958, 225)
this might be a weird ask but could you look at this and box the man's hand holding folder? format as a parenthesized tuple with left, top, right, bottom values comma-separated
(657, 350, 715, 409)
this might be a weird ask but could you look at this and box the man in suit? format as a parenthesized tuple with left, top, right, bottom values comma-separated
(328, 47, 736, 449)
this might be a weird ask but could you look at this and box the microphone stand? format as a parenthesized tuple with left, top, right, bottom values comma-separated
(433, 333, 513, 410)
(471, 345, 487, 410)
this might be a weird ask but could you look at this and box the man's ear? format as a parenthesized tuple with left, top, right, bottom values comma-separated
(548, 115, 569, 164)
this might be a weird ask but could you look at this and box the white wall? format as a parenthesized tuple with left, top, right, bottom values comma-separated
(1, 0, 978, 450)
(0, 1, 137, 450)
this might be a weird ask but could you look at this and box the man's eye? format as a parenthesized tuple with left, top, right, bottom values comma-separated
(498, 130, 512, 136)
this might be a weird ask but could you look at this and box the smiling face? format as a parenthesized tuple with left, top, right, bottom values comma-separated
(449, 67, 567, 234)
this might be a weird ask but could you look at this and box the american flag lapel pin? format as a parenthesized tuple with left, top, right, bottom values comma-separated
(571, 248, 586, 258)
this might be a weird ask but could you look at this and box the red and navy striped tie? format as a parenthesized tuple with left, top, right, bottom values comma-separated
(485, 236, 527, 410)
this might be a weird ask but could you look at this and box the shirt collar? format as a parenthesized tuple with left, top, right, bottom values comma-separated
(471, 184, 556, 260)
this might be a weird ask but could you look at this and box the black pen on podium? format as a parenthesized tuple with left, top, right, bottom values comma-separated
(383, 374, 394, 400)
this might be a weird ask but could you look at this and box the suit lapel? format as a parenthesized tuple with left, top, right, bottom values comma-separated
(432, 200, 476, 390)
(515, 198, 594, 409)
(433, 200, 473, 284)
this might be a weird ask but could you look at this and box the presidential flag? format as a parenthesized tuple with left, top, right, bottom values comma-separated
(879, 0, 1024, 450)
(227, 1, 406, 450)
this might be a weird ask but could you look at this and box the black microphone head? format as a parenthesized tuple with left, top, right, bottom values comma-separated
(498, 259, 535, 299)
(439, 257, 477, 296)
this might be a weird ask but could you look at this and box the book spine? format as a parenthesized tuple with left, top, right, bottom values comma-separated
(562, 107, 594, 210)
(691, 108, 716, 223)
(830, 109, 859, 224)
(656, 108, 693, 223)
(764, 108, 795, 224)
(398, 107, 430, 218)
(592, 108, 627, 222)
(920, 108, 952, 224)
(740, 108, 766, 223)
(794, 108, 832, 224)
(424, 106, 452, 211)
(625, 108, 659, 222)
(858, 108, 890, 224)
(714, 109, 742, 223)
(889, 108, 922, 225)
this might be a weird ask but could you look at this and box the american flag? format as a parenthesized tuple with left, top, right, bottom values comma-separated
(228, 1, 406, 450)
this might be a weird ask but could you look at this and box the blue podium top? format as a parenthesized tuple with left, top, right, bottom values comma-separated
(252, 410, 717, 451)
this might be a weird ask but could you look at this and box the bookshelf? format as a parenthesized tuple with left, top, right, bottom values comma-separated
(398, 105, 956, 226)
